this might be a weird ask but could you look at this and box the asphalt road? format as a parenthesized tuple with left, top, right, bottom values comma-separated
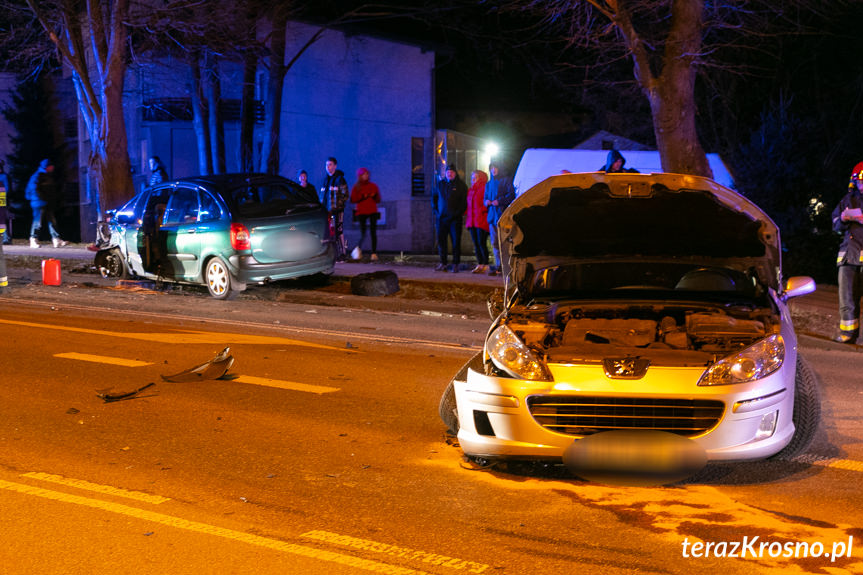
(0, 285, 861, 574)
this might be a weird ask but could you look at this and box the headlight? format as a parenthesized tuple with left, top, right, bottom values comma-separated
(697, 334, 784, 386)
(486, 324, 553, 381)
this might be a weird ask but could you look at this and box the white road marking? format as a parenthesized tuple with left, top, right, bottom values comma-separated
(233, 375, 340, 394)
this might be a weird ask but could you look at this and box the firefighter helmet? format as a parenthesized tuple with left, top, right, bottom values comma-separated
(852, 162, 863, 180)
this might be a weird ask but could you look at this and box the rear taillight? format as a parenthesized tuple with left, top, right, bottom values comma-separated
(230, 223, 251, 250)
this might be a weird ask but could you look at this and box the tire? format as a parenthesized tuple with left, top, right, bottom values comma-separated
(772, 354, 822, 460)
(96, 248, 128, 279)
(205, 257, 241, 300)
(439, 352, 483, 434)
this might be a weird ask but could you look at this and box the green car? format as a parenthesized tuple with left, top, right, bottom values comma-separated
(95, 174, 336, 299)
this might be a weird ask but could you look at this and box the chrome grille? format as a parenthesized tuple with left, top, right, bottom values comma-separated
(527, 396, 725, 437)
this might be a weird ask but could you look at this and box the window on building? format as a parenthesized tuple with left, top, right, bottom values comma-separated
(411, 137, 425, 196)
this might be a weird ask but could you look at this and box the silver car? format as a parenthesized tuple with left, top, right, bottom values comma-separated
(440, 172, 820, 469)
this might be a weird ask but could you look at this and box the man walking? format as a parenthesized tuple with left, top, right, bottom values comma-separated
(26, 159, 67, 248)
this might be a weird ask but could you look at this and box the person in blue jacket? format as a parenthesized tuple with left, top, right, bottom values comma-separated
(26, 159, 67, 248)
(483, 162, 516, 276)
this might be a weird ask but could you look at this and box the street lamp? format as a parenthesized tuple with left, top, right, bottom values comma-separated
(486, 142, 500, 158)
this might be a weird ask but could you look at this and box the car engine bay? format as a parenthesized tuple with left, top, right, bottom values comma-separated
(506, 300, 781, 367)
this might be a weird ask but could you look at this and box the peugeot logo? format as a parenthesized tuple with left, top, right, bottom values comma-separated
(602, 357, 650, 379)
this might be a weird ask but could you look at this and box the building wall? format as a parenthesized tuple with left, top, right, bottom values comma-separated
(277, 22, 436, 252)
(125, 23, 436, 252)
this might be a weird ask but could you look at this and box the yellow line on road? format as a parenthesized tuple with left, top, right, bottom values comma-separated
(0, 318, 352, 351)
(234, 375, 340, 394)
(0, 478, 432, 575)
(53, 352, 153, 367)
(813, 458, 863, 472)
(21, 472, 170, 504)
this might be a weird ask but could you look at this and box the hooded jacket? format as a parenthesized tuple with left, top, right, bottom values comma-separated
(466, 171, 489, 230)
(600, 149, 639, 173)
(833, 185, 863, 266)
(350, 168, 381, 217)
(25, 160, 56, 208)
(149, 158, 169, 186)
(484, 168, 515, 226)
(320, 169, 348, 213)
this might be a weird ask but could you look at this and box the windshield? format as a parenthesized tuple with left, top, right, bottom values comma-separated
(229, 180, 321, 218)
(529, 262, 763, 302)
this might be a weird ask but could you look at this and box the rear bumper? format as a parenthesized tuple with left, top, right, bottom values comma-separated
(229, 243, 336, 284)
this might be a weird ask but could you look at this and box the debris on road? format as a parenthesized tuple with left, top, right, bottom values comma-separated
(161, 346, 234, 382)
(97, 382, 156, 403)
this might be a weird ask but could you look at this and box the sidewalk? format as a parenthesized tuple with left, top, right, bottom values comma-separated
(1, 240, 506, 287)
(0, 239, 848, 346)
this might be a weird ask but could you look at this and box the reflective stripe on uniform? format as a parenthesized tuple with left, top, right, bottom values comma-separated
(840, 319, 859, 331)
(0, 276, 7, 287)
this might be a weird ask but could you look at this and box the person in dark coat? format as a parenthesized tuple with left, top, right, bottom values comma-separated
(320, 157, 349, 261)
(0, 165, 9, 292)
(432, 163, 468, 272)
(148, 156, 169, 186)
(600, 149, 640, 173)
(831, 161, 863, 343)
(25, 159, 67, 248)
(0, 160, 11, 245)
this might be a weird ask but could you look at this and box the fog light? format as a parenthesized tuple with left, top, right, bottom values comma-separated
(755, 410, 778, 440)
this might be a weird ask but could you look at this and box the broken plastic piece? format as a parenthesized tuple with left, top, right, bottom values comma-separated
(97, 382, 156, 403)
(161, 347, 234, 382)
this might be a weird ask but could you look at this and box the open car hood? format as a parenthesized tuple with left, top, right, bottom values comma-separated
(497, 172, 782, 297)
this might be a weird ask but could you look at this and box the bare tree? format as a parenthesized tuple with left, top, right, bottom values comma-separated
(493, 0, 825, 177)
(24, 0, 135, 214)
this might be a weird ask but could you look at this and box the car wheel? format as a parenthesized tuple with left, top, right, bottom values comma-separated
(772, 354, 822, 460)
(205, 257, 240, 300)
(439, 352, 483, 434)
(96, 248, 128, 279)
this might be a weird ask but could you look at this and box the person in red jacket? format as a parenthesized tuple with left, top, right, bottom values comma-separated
(349, 167, 381, 261)
(466, 170, 490, 273)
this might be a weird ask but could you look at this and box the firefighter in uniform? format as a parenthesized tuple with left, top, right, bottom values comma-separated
(832, 161, 863, 343)
(0, 168, 9, 293)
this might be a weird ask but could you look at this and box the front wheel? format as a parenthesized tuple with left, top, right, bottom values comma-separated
(205, 257, 242, 300)
(772, 354, 822, 460)
(95, 248, 128, 279)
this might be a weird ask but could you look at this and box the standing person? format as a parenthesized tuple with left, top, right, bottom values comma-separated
(466, 169, 490, 273)
(0, 160, 11, 245)
(599, 149, 639, 173)
(832, 161, 863, 343)
(484, 162, 515, 276)
(0, 166, 9, 293)
(297, 170, 316, 195)
(350, 167, 381, 262)
(320, 157, 348, 261)
(148, 156, 169, 186)
(432, 163, 468, 273)
(26, 159, 67, 248)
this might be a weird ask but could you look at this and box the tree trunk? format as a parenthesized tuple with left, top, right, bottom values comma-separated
(240, 48, 257, 174)
(206, 55, 226, 174)
(263, 12, 288, 175)
(97, 60, 133, 210)
(190, 51, 212, 175)
(649, 65, 712, 177)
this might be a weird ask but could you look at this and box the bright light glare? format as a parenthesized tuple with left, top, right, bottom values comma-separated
(486, 142, 499, 157)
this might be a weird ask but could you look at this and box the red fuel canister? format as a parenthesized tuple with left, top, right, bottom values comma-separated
(42, 258, 62, 286)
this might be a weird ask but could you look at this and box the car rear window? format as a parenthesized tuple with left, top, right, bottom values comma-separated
(229, 181, 321, 218)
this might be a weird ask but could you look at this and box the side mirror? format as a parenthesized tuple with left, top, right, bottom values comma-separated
(784, 276, 816, 299)
(487, 290, 504, 320)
